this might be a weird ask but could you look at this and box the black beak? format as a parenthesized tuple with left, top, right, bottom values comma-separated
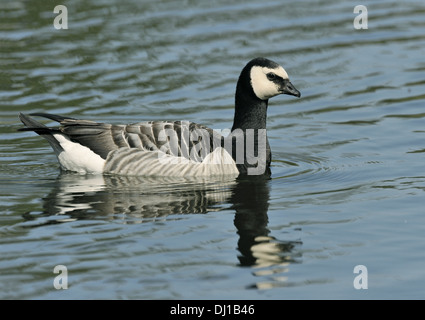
(280, 79, 301, 98)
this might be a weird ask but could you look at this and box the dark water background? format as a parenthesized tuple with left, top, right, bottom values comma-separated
(1, 0, 425, 299)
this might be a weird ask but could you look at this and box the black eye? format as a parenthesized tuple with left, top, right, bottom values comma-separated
(267, 73, 276, 80)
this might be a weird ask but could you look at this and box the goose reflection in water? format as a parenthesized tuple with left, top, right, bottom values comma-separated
(231, 179, 302, 289)
(23, 173, 302, 289)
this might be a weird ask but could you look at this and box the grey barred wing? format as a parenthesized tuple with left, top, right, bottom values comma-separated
(61, 119, 223, 163)
(131, 121, 223, 163)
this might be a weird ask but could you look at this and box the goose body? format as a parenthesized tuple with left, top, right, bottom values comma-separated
(19, 58, 300, 177)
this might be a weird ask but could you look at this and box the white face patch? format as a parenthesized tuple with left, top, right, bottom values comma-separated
(250, 66, 289, 100)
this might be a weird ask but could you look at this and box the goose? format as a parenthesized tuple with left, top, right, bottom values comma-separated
(19, 57, 300, 177)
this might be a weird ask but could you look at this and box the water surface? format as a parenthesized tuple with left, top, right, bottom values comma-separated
(1, 0, 425, 299)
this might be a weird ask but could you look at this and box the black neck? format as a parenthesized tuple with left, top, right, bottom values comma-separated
(231, 74, 269, 131)
(228, 83, 271, 176)
(232, 96, 268, 131)
(228, 64, 272, 176)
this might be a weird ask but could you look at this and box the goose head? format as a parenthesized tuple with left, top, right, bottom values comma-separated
(249, 57, 300, 100)
(233, 57, 300, 131)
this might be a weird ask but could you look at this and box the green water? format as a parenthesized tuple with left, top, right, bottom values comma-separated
(1, 0, 425, 299)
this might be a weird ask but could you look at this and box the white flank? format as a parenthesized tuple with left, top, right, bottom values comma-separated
(104, 147, 239, 177)
(53, 134, 105, 173)
(202, 147, 235, 165)
(250, 66, 289, 100)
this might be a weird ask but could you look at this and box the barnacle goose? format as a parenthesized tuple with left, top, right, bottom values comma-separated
(19, 57, 300, 177)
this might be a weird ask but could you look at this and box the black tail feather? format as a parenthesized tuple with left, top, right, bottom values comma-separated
(18, 113, 61, 135)
(18, 113, 65, 153)
(28, 113, 77, 123)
